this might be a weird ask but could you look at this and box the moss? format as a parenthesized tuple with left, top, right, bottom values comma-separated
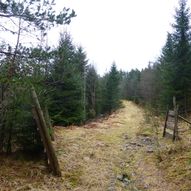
(64, 168, 83, 187)
(137, 126, 154, 137)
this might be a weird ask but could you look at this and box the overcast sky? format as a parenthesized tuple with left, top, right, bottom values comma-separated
(48, 0, 189, 75)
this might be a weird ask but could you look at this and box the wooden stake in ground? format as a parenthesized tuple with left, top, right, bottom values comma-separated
(172, 96, 178, 141)
(163, 96, 179, 141)
(31, 86, 61, 176)
(163, 110, 169, 137)
(173, 105, 178, 141)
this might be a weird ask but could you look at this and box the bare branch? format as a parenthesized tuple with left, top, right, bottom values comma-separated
(0, 23, 17, 34)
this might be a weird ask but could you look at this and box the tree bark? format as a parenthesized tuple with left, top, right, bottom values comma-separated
(44, 106, 55, 141)
(31, 87, 61, 176)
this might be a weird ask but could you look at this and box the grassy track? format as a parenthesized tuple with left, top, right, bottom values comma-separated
(1, 101, 191, 190)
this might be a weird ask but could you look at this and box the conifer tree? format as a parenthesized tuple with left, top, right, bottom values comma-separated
(49, 32, 84, 125)
(158, 33, 176, 108)
(86, 65, 99, 118)
(172, 0, 191, 113)
(0, 1, 75, 152)
(158, 0, 191, 112)
(103, 63, 121, 113)
(125, 69, 141, 102)
(73, 46, 88, 121)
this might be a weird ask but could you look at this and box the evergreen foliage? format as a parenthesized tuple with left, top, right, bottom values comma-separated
(172, 0, 191, 112)
(102, 63, 121, 113)
(86, 65, 100, 119)
(121, 69, 141, 103)
(4, 0, 191, 156)
(49, 32, 85, 125)
(158, 33, 176, 108)
(123, 0, 191, 114)
(157, 0, 191, 112)
(0, 0, 76, 153)
(0, 0, 76, 35)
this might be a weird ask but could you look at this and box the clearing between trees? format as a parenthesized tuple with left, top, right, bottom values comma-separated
(1, 101, 191, 191)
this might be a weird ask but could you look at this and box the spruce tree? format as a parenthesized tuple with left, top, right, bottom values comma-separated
(0, 0, 75, 152)
(125, 69, 141, 102)
(103, 63, 121, 113)
(139, 63, 160, 108)
(172, 0, 191, 113)
(159, 33, 176, 108)
(86, 65, 99, 118)
(73, 46, 88, 121)
(49, 32, 84, 125)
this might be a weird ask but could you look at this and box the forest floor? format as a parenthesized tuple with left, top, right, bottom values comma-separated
(1, 101, 191, 190)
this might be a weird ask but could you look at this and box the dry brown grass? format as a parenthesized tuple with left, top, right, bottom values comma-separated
(53, 101, 145, 191)
(1, 101, 191, 190)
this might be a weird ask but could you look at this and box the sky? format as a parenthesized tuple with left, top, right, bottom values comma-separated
(48, 0, 189, 75)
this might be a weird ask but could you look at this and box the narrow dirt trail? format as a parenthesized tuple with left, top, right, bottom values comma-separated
(52, 101, 179, 191)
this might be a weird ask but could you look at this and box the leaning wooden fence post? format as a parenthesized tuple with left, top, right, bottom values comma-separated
(178, 115, 191, 126)
(44, 106, 55, 141)
(31, 86, 61, 176)
(32, 107, 49, 165)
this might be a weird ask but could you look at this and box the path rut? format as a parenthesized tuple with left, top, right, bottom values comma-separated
(53, 101, 179, 191)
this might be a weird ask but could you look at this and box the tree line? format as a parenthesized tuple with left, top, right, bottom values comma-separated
(0, 0, 122, 153)
(0, 0, 190, 154)
(121, 0, 191, 115)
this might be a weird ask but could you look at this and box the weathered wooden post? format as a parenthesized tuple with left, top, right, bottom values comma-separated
(163, 96, 179, 141)
(44, 106, 55, 141)
(173, 105, 179, 141)
(31, 86, 61, 176)
(173, 96, 178, 141)
(163, 110, 169, 137)
(173, 96, 176, 109)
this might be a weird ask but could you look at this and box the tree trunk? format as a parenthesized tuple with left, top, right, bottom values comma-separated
(44, 106, 55, 141)
(31, 87, 61, 176)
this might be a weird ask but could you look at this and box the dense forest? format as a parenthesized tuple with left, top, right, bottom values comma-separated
(122, 0, 191, 115)
(0, 0, 122, 153)
(0, 0, 191, 157)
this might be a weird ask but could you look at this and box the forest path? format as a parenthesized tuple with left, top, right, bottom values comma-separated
(0, 101, 182, 191)
(53, 101, 178, 191)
